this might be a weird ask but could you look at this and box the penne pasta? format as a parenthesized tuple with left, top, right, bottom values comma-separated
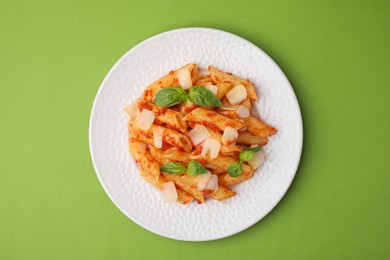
(245, 115, 277, 137)
(240, 97, 252, 108)
(194, 74, 212, 86)
(129, 138, 160, 184)
(207, 185, 236, 201)
(180, 99, 200, 116)
(149, 146, 169, 165)
(139, 169, 194, 204)
(187, 123, 241, 154)
(163, 147, 191, 163)
(220, 144, 243, 155)
(209, 66, 258, 101)
(216, 82, 233, 99)
(162, 173, 205, 203)
(184, 107, 246, 132)
(129, 123, 154, 145)
(190, 153, 251, 175)
(133, 123, 193, 152)
(207, 129, 242, 155)
(218, 167, 255, 187)
(205, 163, 226, 175)
(217, 109, 239, 119)
(176, 188, 194, 204)
(237, 131, 269, 146)
(137, 99, 187, 132)
(126, 64, 277, 204)
(143, 63, 198, 101)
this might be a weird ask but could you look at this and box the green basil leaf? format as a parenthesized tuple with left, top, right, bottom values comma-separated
(239, 146, 262, 162)
(160, 162, 187, 174)
(188, 86, 222, 107)
(182, 92, 188, 104)
(154, 86, 187, 107)
(227, 162, 243, 177)
(187, 160, 209, 176)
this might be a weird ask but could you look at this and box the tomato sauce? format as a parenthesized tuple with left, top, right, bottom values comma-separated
(166, 123, 178, 130)
(161, 141, 172, 150)
(138, 100, 152, 111)
(196, 159, 207, 166)
(143, 89, 153, 98)
(156, 107, 167, 116)
(170, 103, 182, 112)
(184, 104, 199, 113)
(201, 121, 221, 132)
(226, 138, 237, 146)
(203, 190, 212, 195)
(192, 145, 202, 155)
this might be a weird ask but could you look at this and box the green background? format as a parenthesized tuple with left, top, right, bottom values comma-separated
(1, 0, 389, 259)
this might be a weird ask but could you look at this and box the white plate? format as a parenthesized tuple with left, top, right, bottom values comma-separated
(89, 28, 303, 241)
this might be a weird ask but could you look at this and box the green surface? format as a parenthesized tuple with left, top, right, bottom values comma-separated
(1, 0, 389, 259)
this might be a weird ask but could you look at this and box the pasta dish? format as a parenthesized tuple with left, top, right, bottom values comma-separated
(124, 64, 277, 204)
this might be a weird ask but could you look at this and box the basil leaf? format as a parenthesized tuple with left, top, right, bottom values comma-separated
(182, 92, 188, 104)
(160, 162, 187, 174)
(154, 86, 187, 107)
(187, 160, 209, 176)
(239, 146, 262, 162)
(188, 86, 222, 107)
(227, 162, 243, 177)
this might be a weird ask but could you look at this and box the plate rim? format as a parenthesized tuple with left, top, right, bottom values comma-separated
(89, 27, 303, 241)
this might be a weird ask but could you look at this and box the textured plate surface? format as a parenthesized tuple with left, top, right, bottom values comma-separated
(89, 28, 303, 241)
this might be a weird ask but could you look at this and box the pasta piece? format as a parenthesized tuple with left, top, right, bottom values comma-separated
(155, 174, 194, 204)
(138, 170, 193, 204)
(183, 108, 245, 132)
(163, 148, 191, 163)
(180, 100, 200, 116)
(133, 124, 193, 152)
(217, 109, 239, 119)
(194, 74, 212, 86)
(218, 167, 255, 187)
(207, 185, 236, 201)
(137, 99, 187, 132)
(128, 123, 154, 146)
(151, 124, 193, 152)
(139, 170, 162, 190)
(130, 124, 173, 150)
(149, 146, 173, 165)
(205, 163, 226, 175)
(187, 123, 241, 154)
(209, 66, 258, 101)
(190, 153, 251, 175)
(216, 83, 233, 99)
(237, 131, 269, 146)
(176, 188, 194, 204)
(208, 129, 242, 155)
(149, 146, 163, 164)
(129, 139, 160, 184)
(220, 143, 242, 155)
(245, 115, 277, 137)
(130, 142, 193, 204)
(240, 97, 252, 108)
(143, 63, 198, 101)
(162, 173, 205, 203)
